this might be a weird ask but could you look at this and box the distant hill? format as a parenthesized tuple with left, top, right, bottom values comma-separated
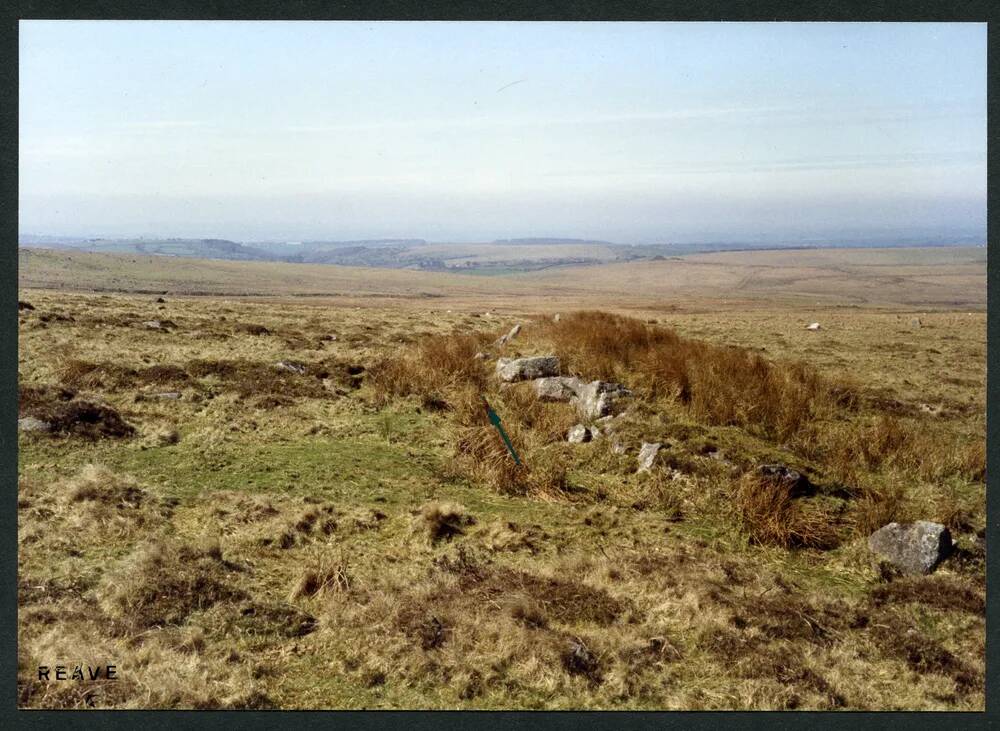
(18, 232, 986, 274)
(19, 237, 276, 262)
(492, 237, 614, 246)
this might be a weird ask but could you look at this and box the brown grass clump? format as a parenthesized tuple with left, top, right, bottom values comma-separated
(288, 556, 351, 601)
(537, 311, 831, 441)
(731, 472, 840, 549)
(185, 358, 331, 399)
(477, 520, 547, 554)
(850, 480, 907, 537)
(99, 537, 247, 632)
(819, 415, 985, 486)
(55, 464, 172, 539)
(506, 594, 549, 628)
(417, 501, 476, 542)
(446, 388, 568, 497)
(436, 552, 630, 627)
(19, 384, 135, 439)
(58, 359, 139, 390)
(368, 331, 492, 406)
(234, 322, 271, 336)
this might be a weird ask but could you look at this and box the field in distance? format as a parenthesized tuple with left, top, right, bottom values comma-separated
(17, 245, 985, 710)
(18, 245, 986, 311)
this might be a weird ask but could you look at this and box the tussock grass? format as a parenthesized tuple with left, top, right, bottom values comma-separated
(368, 331, 493, 406)
(18, 384, 135, 439)
(99, 537, 247, 633)
(731, 472, 840, 549)
(289, 555, 351, 601)
(19, 626, 272, 709)
(536, 311, 832, 441)
(417, 501, 476, 543)
(17, 291, 985, 710)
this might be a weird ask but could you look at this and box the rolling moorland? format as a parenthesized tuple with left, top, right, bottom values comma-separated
(16, 246, 986, 710)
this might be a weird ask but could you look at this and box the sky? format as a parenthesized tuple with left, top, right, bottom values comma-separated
(19, 21, 987, 244)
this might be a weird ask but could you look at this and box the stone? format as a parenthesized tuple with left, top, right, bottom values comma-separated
(143, 319, 176, 331)
(18, 417, 52, 433)
(275, 360, 307, 375)
(575, 380, 631, 419)
(567, 424, 592, 444)
(806, 322, 821, 331)
(553, 313, 561, 322)
(495, 356, 560, 382)
(535, 376, 584, 402)
(496, 323, 522, 346)
(474, 351, 491, 361)
(910, 317, 922, 329)
(637, 442, 663, 473)
(757, 463, 813, 497)
(868, 521, 952, 576)
(153, 392, 183, 400)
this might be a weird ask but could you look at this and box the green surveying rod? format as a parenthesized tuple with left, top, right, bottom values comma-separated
(481, 395, 521, 465)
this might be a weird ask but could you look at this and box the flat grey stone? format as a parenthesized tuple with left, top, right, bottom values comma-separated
(535, 376, 584, 402)
(496, 355, 560, 382)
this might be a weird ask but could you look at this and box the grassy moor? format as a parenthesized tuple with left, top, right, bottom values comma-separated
(17, 247, 986, 710)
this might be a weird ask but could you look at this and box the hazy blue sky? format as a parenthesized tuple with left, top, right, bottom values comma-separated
(20, 21, 986, 243)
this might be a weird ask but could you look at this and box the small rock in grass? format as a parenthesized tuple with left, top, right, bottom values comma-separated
(496, 323, 522, 346)
(18, 417, 52, 433)
(868, 521, 952, 576)
(637, 442, 663, 472)
(567, 425, 592, 444)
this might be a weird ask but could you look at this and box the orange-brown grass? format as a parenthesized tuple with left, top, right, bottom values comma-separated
(368, 331, 493, 406)
(817, 415, 986, 486)
(731, 472, 840, 549)
(850, 480, 908, 537)
(446, 388, 568, 498)
(536, 311, 831, 441)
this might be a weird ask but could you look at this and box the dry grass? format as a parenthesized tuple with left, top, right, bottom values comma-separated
(17, 289, 985, 710)
(288, 555, 352, 601)
(731, 472, 840, 549)
(18, 384, 135, 439)
(368, 331, 492, 406)
(416, 501, 476, 543)
(98, 537, 247, 633)
(536, 311, 832, 441)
